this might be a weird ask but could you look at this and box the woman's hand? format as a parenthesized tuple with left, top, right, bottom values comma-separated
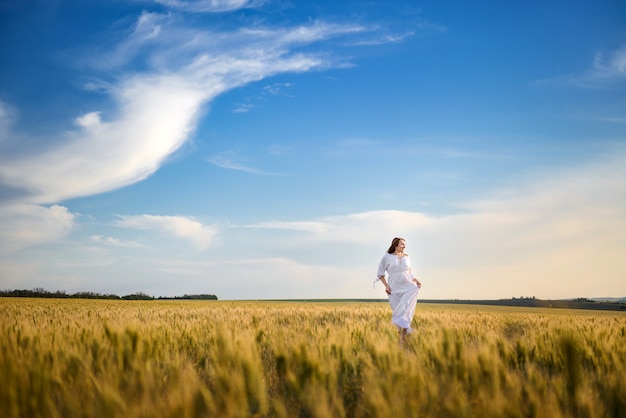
(414, 279, 422, 288)
(385, 285, 391, 295)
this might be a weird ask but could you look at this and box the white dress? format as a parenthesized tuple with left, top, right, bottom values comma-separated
(376, 253, 420, 331)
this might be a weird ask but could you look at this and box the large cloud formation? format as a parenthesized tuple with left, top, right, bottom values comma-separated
(0, 9, 369, 254)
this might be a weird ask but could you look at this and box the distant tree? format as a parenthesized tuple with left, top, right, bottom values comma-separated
(1, 288, 217, 301)
(122, 292, 154, 300)
(158, 294, 218, 300)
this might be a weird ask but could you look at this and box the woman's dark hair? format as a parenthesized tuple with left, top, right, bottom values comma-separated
(386, 237, 405, 254)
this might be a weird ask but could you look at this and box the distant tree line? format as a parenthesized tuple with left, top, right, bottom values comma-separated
(0, 288, 217, 301)
(159, 294, 219, 300)
(572, 297, 595, 303)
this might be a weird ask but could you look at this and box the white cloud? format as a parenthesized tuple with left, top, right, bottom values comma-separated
(231, 148, 626, 299)
(231, 82, 294, 112)
(346, 31, 415, 46)
(151, 256, 359, 299)
(246, 221, 330, 234)
(152, 0, 264, 13)
(74, 112, 102, 130)
(536, 44, 626, 88)
(0, 204, 75, 254)
(0, 16, 369, 206)
(90, 235, 147, 248)
(206, 152, 264, 174)
(587, 44, 626, 84)
(284, 22, 364, 44)
(206, 151, 287, 175)
(0, 76, 206, 203)
(262, 82, 293, 95)
(247, 210, 432, 244)
(115, 214, 217, 250)
(85, 11, 167, 70)
(232, 103, 255, 113)
(0, 10, 388, 264)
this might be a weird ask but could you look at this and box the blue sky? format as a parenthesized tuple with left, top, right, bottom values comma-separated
(1, 0, 625, 300)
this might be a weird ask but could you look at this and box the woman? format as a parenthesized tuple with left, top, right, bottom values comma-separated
(376, 237, 422, 342)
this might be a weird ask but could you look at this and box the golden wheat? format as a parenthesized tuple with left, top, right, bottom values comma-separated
(1, 298, 624, 417)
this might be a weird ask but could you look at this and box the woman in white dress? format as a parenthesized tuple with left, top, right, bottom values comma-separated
(376, 237, 422, 342)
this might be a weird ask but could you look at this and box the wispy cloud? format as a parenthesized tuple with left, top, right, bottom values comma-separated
(235, 147, 626, 299)
(0, 7, 387, 256)
(536, 44, 626, 89)
(343, 15, 446, 47)
(595, 116, 626, 124)
(152, 0, 264, 13)
(114, 214, 217, 250)
(345, 31, 415, 46)
(90, 235, 147, 248)
(244, 220, 329, 234)
(83, 11, 167, 70)
(232, 103, 256, 113)
(240, 21, 365, 46)
(584, 44, 626, 86)
(0, 15, 370, 206)
(206, 151, 287, 175)
(232, 82, 294, 112)
(0, 204, 75, 254)
(262, 82, 293, 95)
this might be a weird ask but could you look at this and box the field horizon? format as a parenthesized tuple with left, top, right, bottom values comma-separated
(3, 287, 625, 311)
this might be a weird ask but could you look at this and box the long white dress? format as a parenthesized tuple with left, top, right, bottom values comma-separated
(376, 253, 420, 331)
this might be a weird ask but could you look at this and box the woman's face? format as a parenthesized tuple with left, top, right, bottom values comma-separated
(396, 239, 406, 253)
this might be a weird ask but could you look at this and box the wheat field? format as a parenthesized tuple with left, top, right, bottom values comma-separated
(1, 298, 625, 418)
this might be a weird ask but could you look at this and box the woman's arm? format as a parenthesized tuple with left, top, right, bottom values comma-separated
(376, 254, 392, 294)
(409, 265, 422, 288)
(378, 275, 392, 294)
